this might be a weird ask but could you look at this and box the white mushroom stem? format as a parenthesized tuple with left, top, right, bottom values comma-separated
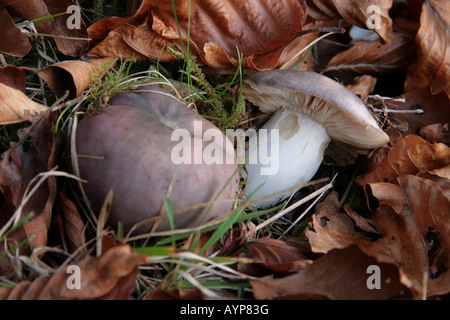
(243, 107, 331, 209)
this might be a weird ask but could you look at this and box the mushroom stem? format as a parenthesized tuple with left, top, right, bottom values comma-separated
(243, 107, 331, 208)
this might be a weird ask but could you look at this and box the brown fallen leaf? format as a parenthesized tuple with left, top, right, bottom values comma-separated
(276, 20, 330, 71)
(420, 123, 450, 145)
(306, 0, 393, 43)
(0, 7, 31, 57)
(235, 237, 313, 276)
(24, 58, 116, 99)
(366, 174, 450, 297)
(304, 192, 427, 298)
(306, 158, 450, 298)
(88, 0, 309, 71)
(380, 87, 450, 144)
(0, 82, 48, 125)
(404, 0, 450, 97)
(0, 66, 27, 93)
(0, 244, 145, 300)
(345, 74, 377, 99)
(56, 191, 87, 254)
(325, 32, 415, 74)
(251, 244, 414, 300)
(0, 0, 89, 57)
(397, 175, 450, 296)
(357, 134, 450, 185)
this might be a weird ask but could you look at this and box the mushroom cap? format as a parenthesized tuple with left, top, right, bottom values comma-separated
(242, 70, 389, 150)
(68, 84, 239, 234)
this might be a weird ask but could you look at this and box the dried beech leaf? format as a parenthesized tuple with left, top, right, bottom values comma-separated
(88, 0, 308, 71)
(304, 191, 429, 297)
(357, 134, 450, 185)
(306, 0, 393, 43)
(276, 21, 325, 71)
(0, 0, 89, 57)
(88, 19, 174, 62)
(28, 58, 116, 99)
(325, 33, 415, 73)
(0, 245, 145, 300)
(345, 75, 377, 99)
(420, 123, 450, 145)
(382, 88, 450, 144)
(236, 237, 312, 276)
(251, 245, 413, 300)
(0, 66, 27, 93)
(0, 7, 31, 57)
(404, 0, 450, 97)
(397, 175, 450, 296)
(58, 192, 86, 253)
(305, 192, 368, 252)
(0, 82, 48, 125)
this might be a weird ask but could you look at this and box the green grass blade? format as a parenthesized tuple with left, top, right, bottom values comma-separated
(16, 12, 68, 27)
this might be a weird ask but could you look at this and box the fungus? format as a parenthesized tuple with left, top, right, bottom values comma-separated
(241, 70, 389, 208)
(68, 84, 239, 234)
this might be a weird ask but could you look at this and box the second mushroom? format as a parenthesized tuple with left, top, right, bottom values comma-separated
(241, 70, 389, 208)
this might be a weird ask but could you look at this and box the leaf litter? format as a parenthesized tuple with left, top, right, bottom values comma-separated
(0, 0, 449, 300)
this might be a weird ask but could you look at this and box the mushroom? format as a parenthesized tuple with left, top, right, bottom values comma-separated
(241, 70, 389, 208)
(67, 84, 239, 234)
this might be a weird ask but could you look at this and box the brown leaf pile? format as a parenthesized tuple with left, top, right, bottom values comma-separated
(303, 135, 450, 299)
(226, 133, 449, 300)
(87, 0, 309, 71)
(0, 244, 145, 300)
(1, 0, 449, 301)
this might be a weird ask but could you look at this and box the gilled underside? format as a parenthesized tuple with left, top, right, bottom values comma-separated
(242, 77, 389, 150)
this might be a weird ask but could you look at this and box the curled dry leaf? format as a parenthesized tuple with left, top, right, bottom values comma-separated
(304, 192, 373, 252)
(420, 123, 450, 145)
(345, 74, 377, 99)
(0, 82, 48, 125)
(306, 0, 393, 43)
(235, 237, 313, 276)
(0, 245, 145, 300)
(305, 133, 450, 298)
(305, 185, 449, 298)
(404, 0, 450, 97)
(366, 175, 450, 296)
(325, 32, 415, 74)
(0, 66, 27, 93)
(26, 58, 116, 99)
(88, 0, 308, 71)
(0, 7, 31, 57)
(357, 134, 450, 185)
(251, 244, 413, 300)
(57, 192, 87, 254)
